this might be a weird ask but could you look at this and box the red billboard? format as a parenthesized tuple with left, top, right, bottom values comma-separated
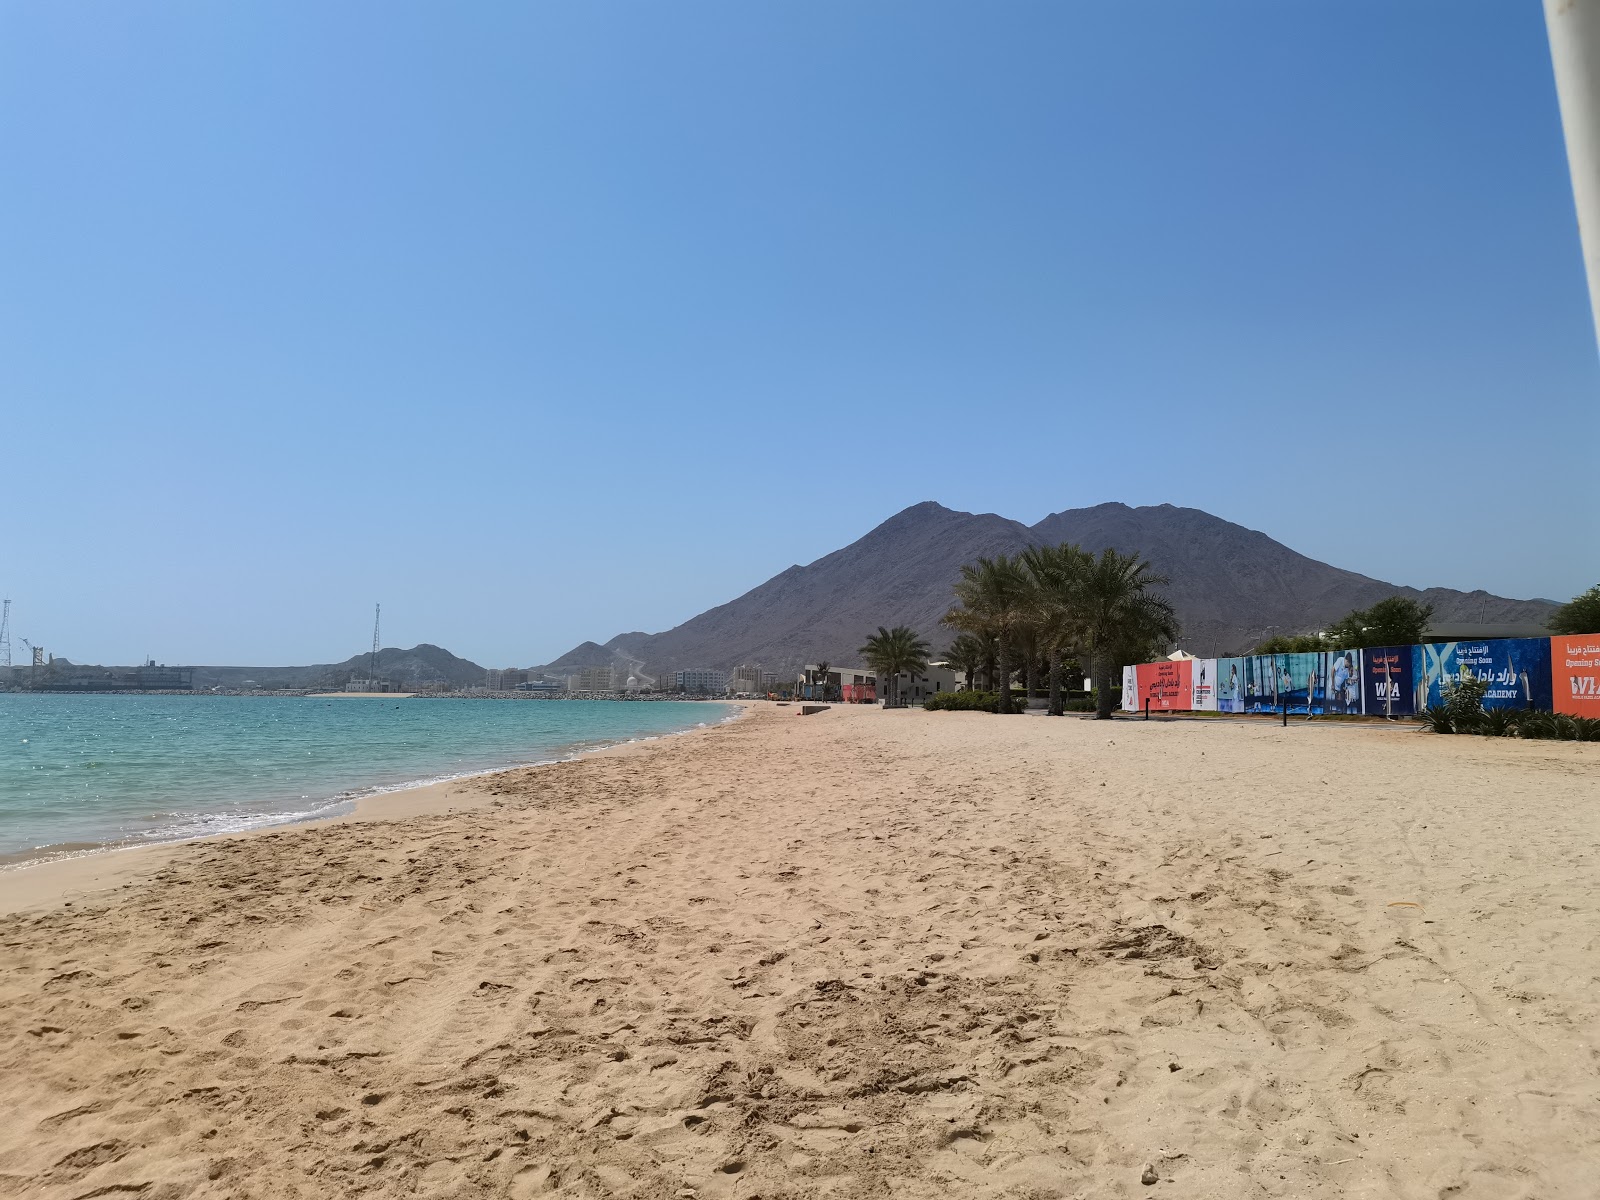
(1552, 635, 1600, 718)
(1135, 659, 1193, 711)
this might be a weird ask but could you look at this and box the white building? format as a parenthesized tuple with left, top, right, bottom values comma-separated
(880, 663, 960, 705)
(674, 668, 725, 694)
(798, 664, 877, 702)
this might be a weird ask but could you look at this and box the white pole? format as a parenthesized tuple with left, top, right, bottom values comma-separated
(1546, 0, 1600, 350)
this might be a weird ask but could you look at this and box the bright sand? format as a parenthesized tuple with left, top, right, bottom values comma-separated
(1, 703, 1597, 1198)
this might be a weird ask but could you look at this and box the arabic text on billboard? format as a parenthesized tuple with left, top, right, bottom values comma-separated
(1415, 639, 1552, 712)
(1361, 646, 1414, 716)
(1553, 634, 1600, 718)
(1135, 660, 1192, 711)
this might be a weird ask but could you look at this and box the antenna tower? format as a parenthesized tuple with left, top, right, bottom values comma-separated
(0, 599, 10, 672)
(369, 603, 381, 683)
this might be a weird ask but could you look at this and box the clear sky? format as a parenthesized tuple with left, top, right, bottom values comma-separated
(3, 1, 1596, 668)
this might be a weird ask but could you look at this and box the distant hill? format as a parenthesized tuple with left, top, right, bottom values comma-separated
(534, 501, 1558, 679)
(188, 644, 486, 691)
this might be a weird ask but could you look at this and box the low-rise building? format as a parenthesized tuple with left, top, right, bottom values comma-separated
(797, 662, 960, 704)
(798, 664, 877, 702)
(881, 663, 960, 705)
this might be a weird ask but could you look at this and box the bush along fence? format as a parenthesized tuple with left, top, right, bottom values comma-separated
(1119, 634, 1600, 729)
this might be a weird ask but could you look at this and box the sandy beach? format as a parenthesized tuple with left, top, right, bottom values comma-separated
(2, 703, 1598, 1198)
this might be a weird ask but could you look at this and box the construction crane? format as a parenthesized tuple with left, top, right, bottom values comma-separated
(19, 637, 39, 688)
(347, 604, 383, 693)
(0, 599, 10, 673)
(369, 603, 381, 683)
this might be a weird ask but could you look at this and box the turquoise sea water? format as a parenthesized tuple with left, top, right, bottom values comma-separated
(0, 695, 733, 860)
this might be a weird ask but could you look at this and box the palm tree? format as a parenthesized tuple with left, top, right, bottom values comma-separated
(943, 633, 987, 692)
(1074, 548, 1180, 719)
(1014, 619, 1040, 706)
(810, 660, 830, 701)
(946, 555, 1029, 714)
(1021, 542, 1093, 716)
(859, 626, 932, 707)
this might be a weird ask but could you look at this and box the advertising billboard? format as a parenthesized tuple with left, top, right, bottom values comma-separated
(1242, 653, 1282, 713)
(1134, 659, 1193, 711)
(1552, 634, 1600, 718)
(1240, 652, 1357, 715)
(1361, 645, 1413, 717)
(1323, 649, 1362, 715)
(1191, 658, 1218, 711)
(1415, 639, 1553, 712)
(1122, 665, 1139, 712)
(1215, 657, 1245, 713)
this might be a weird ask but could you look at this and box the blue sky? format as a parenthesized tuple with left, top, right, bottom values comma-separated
(3, 2, 1596, 667)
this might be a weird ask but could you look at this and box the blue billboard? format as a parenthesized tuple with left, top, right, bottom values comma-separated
(1414, 639, 1553, 712)
(1361, 645, 1414, 716)
(1242, 651, 1359, 714)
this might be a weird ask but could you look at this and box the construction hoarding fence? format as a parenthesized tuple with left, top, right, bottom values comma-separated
(1121, 633, 1598, 719)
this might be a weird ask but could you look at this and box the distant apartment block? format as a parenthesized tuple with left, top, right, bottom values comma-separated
(486, 668, 528, 691)
(728, 664, 764, 693)
(673, 668, 725, 693)
(569, 665, 615, 691)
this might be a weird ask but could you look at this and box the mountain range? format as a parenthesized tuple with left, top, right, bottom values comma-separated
(28, 501, 1554, 690)
(535, 501, 1557, 680)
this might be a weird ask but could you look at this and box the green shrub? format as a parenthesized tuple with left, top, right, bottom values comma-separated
(1441, 673, 1489, 731)
(924, 689, 1027, 713)
(1478, 707, 1521, 737)
(1516, 710, 1557, 740)
(1422, 698, 1600, 741)
(925, 690, 1003, 712)
(1419, 705, 1455, 734)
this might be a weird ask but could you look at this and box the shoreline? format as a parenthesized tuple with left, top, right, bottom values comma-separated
(0, 699, 751, 917)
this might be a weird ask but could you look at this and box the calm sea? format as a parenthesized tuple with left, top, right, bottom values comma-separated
(0, 694, 734, 861)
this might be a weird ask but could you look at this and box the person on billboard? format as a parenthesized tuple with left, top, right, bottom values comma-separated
(1332, 652, 1354, 714)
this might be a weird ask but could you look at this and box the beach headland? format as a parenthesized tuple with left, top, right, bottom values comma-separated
(2, 702, 1597, 1198)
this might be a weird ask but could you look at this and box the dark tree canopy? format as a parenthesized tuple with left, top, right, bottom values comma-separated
(1322, 597, 1434, 649)
(1550, 585, 1600, 635)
